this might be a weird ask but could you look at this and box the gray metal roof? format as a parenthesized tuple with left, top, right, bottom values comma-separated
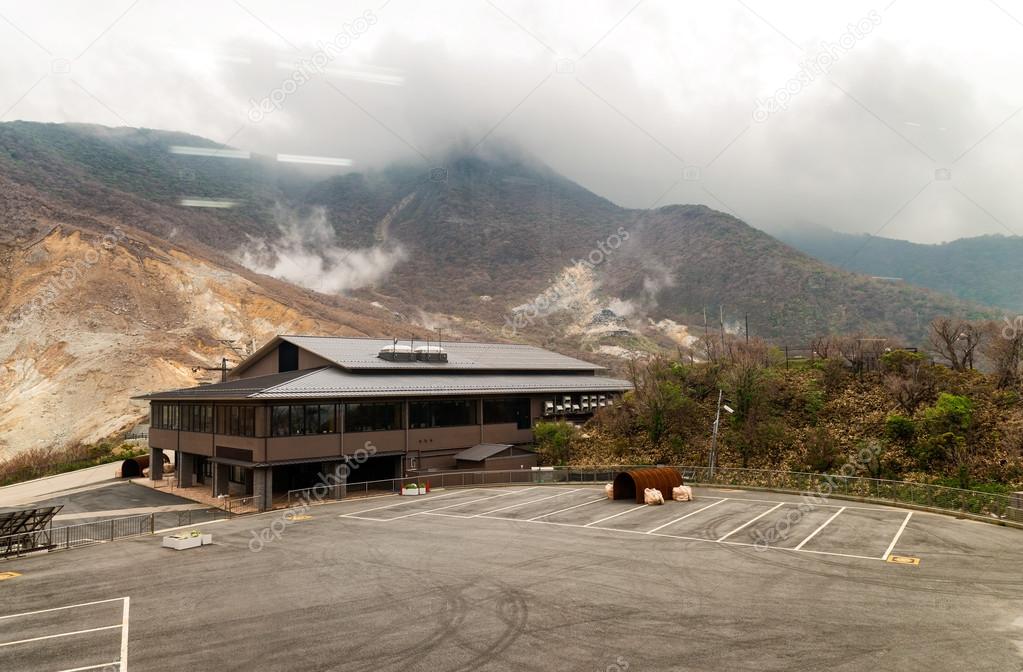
(141, 367, 632, 400)
(134, 369, 318, 400)
(255, 335, 605, 372)
(454, 443, 525, 462)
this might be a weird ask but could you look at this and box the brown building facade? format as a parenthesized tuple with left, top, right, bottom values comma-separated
(140, 336, 632, 510)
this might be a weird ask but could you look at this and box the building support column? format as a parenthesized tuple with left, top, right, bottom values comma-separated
(252, 467, 271, 512)
(214, 462, 230, 497)
(177, 452, 195, 488)
(150, 447, 164, 481)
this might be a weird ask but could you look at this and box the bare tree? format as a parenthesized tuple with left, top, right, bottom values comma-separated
(929, 318, 983, 371)
(982, 320, 1023, 388)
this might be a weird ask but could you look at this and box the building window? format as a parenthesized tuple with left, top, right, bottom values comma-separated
(483, 398, 531, 430)
(217, 406, 256, 437)
(152, 403, 180, 430)
(179, 404, 213, 433)
(229, 466, 246, 484)
(344, 402, 402, 433)
(409, 399, 478, 429)
(269, 404, 338, 437)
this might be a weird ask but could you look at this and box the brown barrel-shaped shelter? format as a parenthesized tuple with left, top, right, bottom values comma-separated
(612, 467, 683, 503)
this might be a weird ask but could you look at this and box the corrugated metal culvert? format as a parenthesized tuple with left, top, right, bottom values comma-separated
(612, 467, 683, 503)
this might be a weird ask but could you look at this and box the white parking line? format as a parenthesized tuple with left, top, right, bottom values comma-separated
(58, 663, 122, 672)
(336, 489, 480, 516)
(716, 503, 784, 542)
(0, 597, 126, 621)
(881, 512, 913, 560)
(528, 496, 605, 521)
(583, 503, 650, 527)
(476, 489, 581, 517)
(120, 596, 130, 672)
(645, 498, 728, 534)
(793, 507, 846, 551)
(0, 624, 122, 649)
(389, 488, 538, 520)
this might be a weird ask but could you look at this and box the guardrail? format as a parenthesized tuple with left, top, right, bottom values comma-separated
(0, 514, 154, 558)
(679, 466, 1021, 522)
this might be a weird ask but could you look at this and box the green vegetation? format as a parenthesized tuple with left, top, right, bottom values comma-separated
(558, 328, 1023, 490)
(533, 421, 577, 465)
(0, 440, 147, 487)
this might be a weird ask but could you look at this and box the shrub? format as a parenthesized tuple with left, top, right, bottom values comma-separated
(533, 421, 577, 465)
(802, 427, 841, 472)
(884, 414, 916, 444)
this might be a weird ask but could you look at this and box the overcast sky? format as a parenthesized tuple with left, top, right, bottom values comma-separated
(2, 0, 1021, 243)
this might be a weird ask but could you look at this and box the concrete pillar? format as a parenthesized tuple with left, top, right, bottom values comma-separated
(177, 452, 195, 488)
(252, 467, 270, 512)
(214, 463, 230, 497)
(150, 447, 164, 481)
(323, 461, 345, 499)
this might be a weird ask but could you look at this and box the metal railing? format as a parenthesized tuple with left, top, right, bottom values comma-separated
(679, 466, 1021, 521)
(0, 514, 155, 558)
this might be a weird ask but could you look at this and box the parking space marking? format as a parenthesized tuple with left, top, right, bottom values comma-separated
(0, 597, 126, 621)
(645, 498, 728, 534)
(881, 512, 913, 560)
(475, 489, 581, 517)
(395, 489, 537, 519)
(793, 507, 846, 551)
(528, 496, 605, 521)
(0, 624, 122, 649)
(716, 503, 784, 542)
(583, 503, 650, 527)
(336, 489, 485, 516)
(0, 596, 130, 670)
(120, 595, 130, 671)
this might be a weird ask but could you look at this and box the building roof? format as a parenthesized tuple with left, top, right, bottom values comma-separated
(232, 335, 605, 376)
(139, 367, 632, 401)
(454, 443, 524, 462)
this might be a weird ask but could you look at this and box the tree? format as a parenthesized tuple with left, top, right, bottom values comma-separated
(881, 350, 936, 414)
(981, 320, 1023, 389)
(929, 318, 983, 371)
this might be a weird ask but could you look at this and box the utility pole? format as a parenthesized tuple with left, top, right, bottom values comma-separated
(192, 357, 232, 383)
(745, 312, 749, 344)
(710, 389, 723, 477)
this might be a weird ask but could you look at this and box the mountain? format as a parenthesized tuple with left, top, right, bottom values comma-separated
(0, 121, 994, 456)
(777, 226, 1023, 314)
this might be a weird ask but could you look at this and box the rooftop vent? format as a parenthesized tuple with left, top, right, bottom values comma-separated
(378, 343, 414, 362)
(414, 345, 448, 363)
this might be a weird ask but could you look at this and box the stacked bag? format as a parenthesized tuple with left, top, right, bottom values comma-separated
(672, 485, 694, 501)
(644, 488, 665, 505)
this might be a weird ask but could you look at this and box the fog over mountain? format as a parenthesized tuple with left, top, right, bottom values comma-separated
(2, 1, 1022, 245)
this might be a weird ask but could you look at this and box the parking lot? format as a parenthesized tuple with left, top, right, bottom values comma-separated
(2, 484, 1022, 671)
(337, 486, 915, 562)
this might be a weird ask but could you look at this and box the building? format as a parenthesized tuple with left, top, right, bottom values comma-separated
(139, 335, 632, 510)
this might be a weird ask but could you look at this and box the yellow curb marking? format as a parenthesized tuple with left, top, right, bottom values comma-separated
(886, 555, 920, 566)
